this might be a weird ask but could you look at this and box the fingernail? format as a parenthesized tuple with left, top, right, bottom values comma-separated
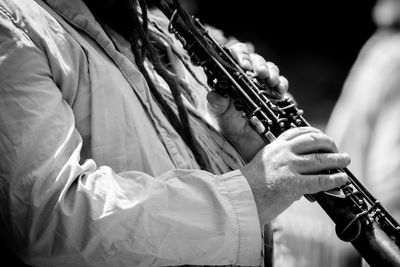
(341, 173, 350, 184)
(343, 153, 351, 164)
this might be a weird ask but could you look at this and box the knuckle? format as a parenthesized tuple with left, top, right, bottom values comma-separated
(308, 132, 320, 142)
(303, 133, 320, 148)
(307, 132, 335, 150)
(313, 153, 324, 165)
(291, 154, 305, 168)
(317, 174, 326, 188)
(332, 154, 341, 167)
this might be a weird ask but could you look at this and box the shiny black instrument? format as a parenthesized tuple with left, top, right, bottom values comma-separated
(156, 0, 400, 265)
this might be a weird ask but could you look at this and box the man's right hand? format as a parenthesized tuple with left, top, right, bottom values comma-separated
(240, 126, 351, 226)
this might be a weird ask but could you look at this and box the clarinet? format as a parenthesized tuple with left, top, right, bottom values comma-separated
(155, 0, 400, 265)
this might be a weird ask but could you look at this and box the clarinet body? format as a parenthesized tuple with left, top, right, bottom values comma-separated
(156, 0, 400, 265)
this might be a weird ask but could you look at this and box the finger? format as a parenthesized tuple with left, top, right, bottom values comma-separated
(206, 25, 228, 45)
(295, 153, 351, 174)
(277, 127, 323, 142)
(207, 91, 230, 116)
(300, 172, 349, 194)
(229, 43, 252, 70)
(245, 42, 255, 53)
(249, 53, 269, 79)
(265, 62, 280, 87)
(276, 76, 289, 95)
(289, 132, 338, 154)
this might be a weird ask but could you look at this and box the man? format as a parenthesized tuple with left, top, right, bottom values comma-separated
(327, 0, 400, 265)
(0, 0, 350, 266)
(327, 0, 400, 221)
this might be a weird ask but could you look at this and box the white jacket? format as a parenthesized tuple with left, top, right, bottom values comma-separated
(0, 0, 262, 266)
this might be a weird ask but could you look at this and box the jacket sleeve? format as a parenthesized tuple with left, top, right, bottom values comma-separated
(0, 9, 262, 267)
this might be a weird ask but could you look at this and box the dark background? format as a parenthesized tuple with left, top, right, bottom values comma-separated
(192, 0, 377, 127)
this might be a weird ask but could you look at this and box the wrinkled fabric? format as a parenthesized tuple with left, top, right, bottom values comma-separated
(0, 0, 263, 266)
(326, 28, 400, 267)
(326, 29, 400, 219)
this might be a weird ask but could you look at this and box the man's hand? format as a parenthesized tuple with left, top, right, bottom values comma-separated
(207, 42, 288, 161)
(206, 43, 351, 227)
(241, 127, 351, 225)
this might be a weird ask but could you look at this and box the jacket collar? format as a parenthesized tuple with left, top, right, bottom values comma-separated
(39, 0, 113, 50)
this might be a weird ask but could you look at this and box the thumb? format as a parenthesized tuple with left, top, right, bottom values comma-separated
(207, 91, 230, 116)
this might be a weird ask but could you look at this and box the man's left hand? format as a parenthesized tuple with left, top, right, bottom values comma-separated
(207, 42, 289, 161)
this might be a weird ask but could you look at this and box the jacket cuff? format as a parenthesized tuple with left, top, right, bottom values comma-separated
(219, 170, 262, 266)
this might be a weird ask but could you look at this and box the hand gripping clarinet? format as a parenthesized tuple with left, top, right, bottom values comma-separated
(155, 0, 400, 265)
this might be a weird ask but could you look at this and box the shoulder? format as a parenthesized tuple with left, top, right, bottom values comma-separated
(0, 0, 46, 73)
(0, 0, 71, 56)
(0, 0, 52, 32)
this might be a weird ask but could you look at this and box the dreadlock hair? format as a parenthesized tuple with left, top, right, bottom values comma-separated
(82, 0, 212, 171)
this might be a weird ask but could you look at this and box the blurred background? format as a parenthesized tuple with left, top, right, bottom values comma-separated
(184, 0, 376, 128)
(179, 1, 378, 266)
